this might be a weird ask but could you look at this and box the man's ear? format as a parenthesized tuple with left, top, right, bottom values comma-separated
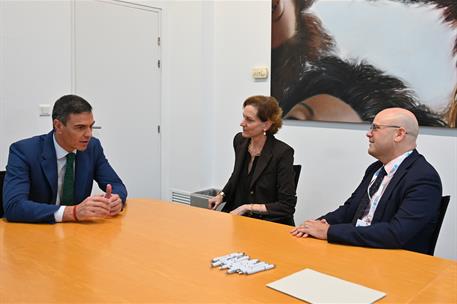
(394, 127, 407, 143)
(53, 119, 63, 133)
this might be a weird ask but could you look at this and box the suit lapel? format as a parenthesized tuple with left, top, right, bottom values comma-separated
(40, 132, 58, 202)
(250, 135, 273, 189)
(372, 150, 420, 222)
(230, 137, 249, 189)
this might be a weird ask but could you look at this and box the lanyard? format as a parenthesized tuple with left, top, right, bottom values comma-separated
(362, 150, 413, 225)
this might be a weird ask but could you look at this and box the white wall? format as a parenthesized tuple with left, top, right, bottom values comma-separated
(0, 0, 72, 166)
(1, 0, 456, 260)
(211, 0, 271, 181)
(158, 0, 214, 199)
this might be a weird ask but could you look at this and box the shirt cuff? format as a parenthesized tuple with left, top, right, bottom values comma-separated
(54, 206, 66, 222)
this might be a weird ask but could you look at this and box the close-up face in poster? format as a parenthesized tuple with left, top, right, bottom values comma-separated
(271, 0, 457, 127)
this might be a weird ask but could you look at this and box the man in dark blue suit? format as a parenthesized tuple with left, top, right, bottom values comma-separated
(291, 108, 442, 254)
(2, 95, 127, 223)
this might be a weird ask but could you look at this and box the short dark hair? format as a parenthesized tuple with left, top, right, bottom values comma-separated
(52, 94, 92, 125)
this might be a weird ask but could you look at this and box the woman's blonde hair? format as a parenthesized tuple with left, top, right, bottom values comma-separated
(243, 95, 283, 134)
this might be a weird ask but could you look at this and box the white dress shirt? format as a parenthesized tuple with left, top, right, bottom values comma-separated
(357, 150, 413, 227)
(53, 135, 76, 222)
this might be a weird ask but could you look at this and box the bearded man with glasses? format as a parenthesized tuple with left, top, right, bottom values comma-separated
(291, 108, 442, 254)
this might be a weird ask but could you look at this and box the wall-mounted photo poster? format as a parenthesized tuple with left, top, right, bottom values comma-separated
(271, 0, 457, 127)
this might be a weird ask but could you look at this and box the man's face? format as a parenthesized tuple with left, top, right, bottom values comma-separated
(366, 114, 399, 161)
(54, 112, 94, 152)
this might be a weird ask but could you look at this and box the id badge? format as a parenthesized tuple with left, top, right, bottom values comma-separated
(356, 219, 369, 227)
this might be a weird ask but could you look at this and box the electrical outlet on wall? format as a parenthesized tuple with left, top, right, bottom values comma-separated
(251, 66, 269, 80)
(39, 104, 51, 117)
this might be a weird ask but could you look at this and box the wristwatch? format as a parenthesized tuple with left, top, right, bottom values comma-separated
(218, 191, 225, 200)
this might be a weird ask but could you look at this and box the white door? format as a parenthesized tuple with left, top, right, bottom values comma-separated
(74, 0, 161, 198)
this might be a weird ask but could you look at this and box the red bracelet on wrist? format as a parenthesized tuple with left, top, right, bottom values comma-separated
(73, 205, 79, 222)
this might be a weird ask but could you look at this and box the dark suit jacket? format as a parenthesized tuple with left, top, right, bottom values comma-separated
(221, 132, 297, 225)
(2, 131, 127, 223)
(322, 149, 442, 254)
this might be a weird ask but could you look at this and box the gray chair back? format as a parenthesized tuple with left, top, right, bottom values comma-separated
(293, 165, 301, 191)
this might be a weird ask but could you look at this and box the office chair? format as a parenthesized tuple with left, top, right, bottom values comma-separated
(428, 195, 451, 256)
(290, 165, 302, 227)
(293, 165, 301, 191)
(0, 170, 5, 218)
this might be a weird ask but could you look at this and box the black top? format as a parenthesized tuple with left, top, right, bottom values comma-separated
(231, 149, 259, 210)
(221, 133, 297, 226)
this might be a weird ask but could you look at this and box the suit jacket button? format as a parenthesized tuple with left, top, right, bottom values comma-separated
(250, 191, 254, 195)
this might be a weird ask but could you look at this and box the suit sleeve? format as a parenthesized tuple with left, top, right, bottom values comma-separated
(3, 143, 59, 223)
(92, 140, 128, 204)
(264, 147, 297, 218)
(326, 166, 442, 249)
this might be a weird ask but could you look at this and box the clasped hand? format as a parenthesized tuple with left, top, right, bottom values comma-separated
(290, 219, 329, 240)
(75, 184, 123, 221)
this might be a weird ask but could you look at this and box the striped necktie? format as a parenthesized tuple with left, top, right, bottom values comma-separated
(353, 167, 387, 223)
(361, 167, 387, 218)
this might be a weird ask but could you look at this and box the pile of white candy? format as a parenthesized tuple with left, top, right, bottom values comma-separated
(211, 252, 275, 275)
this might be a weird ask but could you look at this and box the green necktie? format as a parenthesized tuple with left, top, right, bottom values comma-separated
(61, 152, 76, 205)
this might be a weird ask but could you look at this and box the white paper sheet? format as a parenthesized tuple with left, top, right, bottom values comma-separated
(267, 268, 386, 303)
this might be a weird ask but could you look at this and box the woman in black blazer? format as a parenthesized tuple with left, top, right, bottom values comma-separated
(208, 96, 297, 225)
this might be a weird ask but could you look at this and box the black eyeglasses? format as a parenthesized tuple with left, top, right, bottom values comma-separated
(369, 123, 403, 132)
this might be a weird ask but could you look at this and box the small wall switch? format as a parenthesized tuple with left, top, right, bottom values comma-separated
(39, 104, 51, 117)
(252, 66, 269, 79)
